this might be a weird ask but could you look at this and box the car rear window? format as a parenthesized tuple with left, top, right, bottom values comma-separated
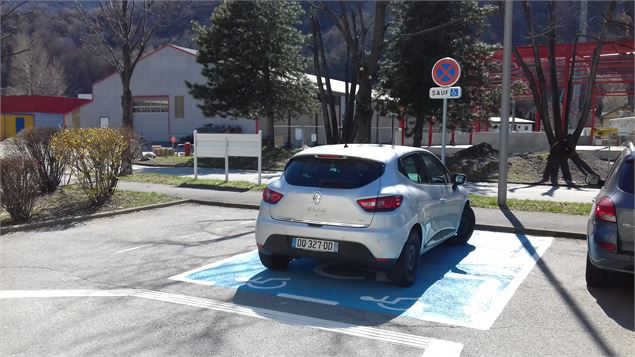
(284, 155, 385, 189)
(618, 159, 633, 194)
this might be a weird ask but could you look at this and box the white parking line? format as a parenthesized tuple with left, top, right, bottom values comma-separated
(0, 289, 462, 355)
(277, 293, 339, 306)
(115, 244, 153, 254)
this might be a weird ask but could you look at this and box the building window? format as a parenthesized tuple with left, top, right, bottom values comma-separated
(132, 97, 168, 113)
(174, 96, 184, 118)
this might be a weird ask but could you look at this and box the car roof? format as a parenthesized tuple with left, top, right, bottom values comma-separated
(292, 144, 431, 163)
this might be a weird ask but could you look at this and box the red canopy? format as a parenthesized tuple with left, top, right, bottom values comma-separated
(1, 95, 91, 114)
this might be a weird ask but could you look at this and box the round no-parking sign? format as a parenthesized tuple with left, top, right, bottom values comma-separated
(431, 57, 461, 87)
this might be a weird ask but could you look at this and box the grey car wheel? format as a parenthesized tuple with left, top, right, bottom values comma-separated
(585, 254, 608, 287)
(259, 251, 290, 270)
(449, 204, 475, 245)
(388, 229, 421, 287)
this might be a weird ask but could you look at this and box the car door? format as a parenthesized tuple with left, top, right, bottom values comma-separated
(397, 154, 444, 247)
(419, 152, 463, 241)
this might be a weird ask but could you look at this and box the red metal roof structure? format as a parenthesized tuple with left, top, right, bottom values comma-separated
(0, 95, 92, 114)
(490, 38, 634, 141)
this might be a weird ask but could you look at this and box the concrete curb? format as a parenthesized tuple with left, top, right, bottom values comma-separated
(2, 197, 586, 241)
(475, 224, 586, 240)
(0, 199, 190, 235)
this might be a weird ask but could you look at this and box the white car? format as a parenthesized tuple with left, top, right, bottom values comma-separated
(255, 144, 474, 286)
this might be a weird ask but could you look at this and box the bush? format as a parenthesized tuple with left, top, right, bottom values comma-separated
(0, 156, 41, 223)
(13, 127, 65, 193)
(119, 128, 142, 176)
(51, 128, 127, 205)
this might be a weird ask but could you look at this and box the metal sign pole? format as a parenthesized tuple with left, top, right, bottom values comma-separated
(441, 98, 448, 164)
(498, 0, 513, 207)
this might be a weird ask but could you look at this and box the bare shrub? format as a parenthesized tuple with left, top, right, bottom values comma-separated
(13, 127, 65, 193)
(51, 128, 127, 205)
(0, 156, 40, 223)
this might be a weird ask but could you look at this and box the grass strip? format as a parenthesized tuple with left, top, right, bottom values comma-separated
(0, 185, 179, 226)
(120, 172, 267, 191)
(469, 194, 592, 216)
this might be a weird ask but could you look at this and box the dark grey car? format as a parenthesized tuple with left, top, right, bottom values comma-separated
(586, 142, 635, 286)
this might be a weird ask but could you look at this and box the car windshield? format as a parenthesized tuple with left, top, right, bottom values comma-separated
(618, 159, 634, 194)
(284, 155, 385, 189)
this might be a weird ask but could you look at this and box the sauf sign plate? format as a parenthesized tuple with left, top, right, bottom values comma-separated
(429, 86, 462, 99)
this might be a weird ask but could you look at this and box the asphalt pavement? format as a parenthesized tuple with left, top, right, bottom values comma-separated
(1, 204, 632, 356)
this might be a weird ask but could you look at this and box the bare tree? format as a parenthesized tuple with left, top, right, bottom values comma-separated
(8, 33, 67, 96)
(1, 1, 27, 58)
(74, 0, 173, 130)
(512, 1, 620, 184)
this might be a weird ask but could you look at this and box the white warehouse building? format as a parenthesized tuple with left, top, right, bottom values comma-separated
(78, 45, 258, 143)
(78, 44, 398, 145)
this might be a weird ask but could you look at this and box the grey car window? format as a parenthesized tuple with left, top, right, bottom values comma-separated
(419, 153, 449, 184)
(618, 159, 633, 194)
(399, 155, 422, 183)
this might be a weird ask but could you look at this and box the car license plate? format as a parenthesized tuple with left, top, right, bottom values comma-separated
(292, 238, 339, 253)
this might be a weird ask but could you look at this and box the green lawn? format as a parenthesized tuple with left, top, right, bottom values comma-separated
(120, 172, 267, 191)
(469, 194, 592, 216)
(0, 185, 179, 226)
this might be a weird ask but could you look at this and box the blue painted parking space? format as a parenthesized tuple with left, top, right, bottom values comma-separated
(170, 231, 552, 330)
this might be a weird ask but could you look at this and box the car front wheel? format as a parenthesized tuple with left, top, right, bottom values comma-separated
(449, 204, 475, 245)
(388, 229, 421, 287)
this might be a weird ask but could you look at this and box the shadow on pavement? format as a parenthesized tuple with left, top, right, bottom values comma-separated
(501, 206, 619, 356)
(588, 272, 634, 331)
(230, 243, 476, 326)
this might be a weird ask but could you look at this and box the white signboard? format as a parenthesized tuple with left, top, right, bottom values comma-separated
(429, 86, 462, 99)
(194, 130, 262, 184)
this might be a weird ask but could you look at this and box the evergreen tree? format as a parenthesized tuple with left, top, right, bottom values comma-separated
(188, 0, 315, 147)
(380, 1, 494, 147)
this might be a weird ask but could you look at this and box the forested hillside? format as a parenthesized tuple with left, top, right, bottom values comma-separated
(1, 1, 631, 97)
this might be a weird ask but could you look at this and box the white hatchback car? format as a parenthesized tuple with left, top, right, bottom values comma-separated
(255, 144, 474, 286)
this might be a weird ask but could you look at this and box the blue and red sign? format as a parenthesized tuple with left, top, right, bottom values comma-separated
(432, 57, 461, 87)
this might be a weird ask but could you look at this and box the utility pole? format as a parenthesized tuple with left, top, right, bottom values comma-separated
(498, 0, 513, 207)
(579, 0, 588, 42)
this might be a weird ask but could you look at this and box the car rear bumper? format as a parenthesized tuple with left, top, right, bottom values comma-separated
(255, 206, 413, 262)
(587, 218, 635, 274)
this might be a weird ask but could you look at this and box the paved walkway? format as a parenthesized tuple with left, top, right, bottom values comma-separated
(118, 181, 588, 238)
(132, 165, 600, 203)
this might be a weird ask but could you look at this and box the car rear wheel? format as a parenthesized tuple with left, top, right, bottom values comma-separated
(259, 251, 290, 270)
(585, 254, 608, 287)
(388, 230, 421, 287)
(449, 204, 475, 245)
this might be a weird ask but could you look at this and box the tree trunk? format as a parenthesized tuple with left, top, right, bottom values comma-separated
(412, 112, 425, 147)
(121, 71, 133, 130)
(354, 66, 374, 143)
(265, 112, 275, 148)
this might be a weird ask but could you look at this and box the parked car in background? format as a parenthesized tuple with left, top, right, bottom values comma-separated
(585, 142, 635, 286)
(255, 144, 474, 286)
(179, 124, 242, 143)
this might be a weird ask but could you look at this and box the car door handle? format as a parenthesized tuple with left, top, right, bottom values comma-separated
(440, 197, 447, 204)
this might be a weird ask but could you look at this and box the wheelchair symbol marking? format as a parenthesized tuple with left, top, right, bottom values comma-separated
(360, 295, 424, 311)
(235, 277, 291, 289)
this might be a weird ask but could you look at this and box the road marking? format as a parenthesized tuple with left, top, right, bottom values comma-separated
(0, 289, 462, 355)
(115, 244, 153, 254)
(277, 293, 339, 306)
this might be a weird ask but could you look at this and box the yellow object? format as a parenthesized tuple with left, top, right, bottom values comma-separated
(594, 127, 618, 138)
(0, 114, 35, 140)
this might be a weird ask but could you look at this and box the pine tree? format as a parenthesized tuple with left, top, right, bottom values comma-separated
(188, 0, 315, 147)
(380, 1, 494, 147)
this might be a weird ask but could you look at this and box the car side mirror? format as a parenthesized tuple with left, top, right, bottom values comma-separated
(452, 173, 467, 189)
(585, 174, 604, 187)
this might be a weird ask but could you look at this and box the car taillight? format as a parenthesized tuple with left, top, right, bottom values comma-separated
(357, 195, 403, 212)
(595, 196, 617, 223)
(263, 188, 283, 204)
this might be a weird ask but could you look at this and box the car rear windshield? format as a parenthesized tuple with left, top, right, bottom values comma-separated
(618, 159, 633, 194)
(284, 155, 385, 189)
